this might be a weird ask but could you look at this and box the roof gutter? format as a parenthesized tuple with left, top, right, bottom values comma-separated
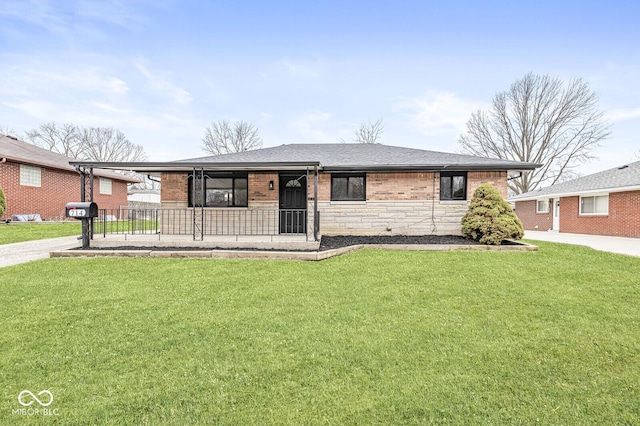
(510, 184, 640, 202)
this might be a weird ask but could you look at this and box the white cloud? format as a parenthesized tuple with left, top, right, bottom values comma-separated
(395, 91, 486, 138)
(606, 107, 640, 121)
(290, 111, 338, 144)
(135, 61, 193, 105)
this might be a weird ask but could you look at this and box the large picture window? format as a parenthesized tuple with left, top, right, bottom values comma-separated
(580, 195, 608, 215)
(189, 173, 248, 207)
(331, 174, 366, 201)
(440, 172, 467, 200)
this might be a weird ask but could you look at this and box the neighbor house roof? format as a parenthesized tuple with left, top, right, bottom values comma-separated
(0, 134, 138, 182)
(69, 143, 540, 173)
(510, 161, 640, 201)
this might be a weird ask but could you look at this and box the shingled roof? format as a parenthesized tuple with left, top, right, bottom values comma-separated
(180, 143, 539, 171)
(510, 160, 640, 201)
(0, 134, 138, 182)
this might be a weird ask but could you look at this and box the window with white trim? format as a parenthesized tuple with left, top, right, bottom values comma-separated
(20, 164, 41, 187)
(580, 195, 608, 215)
(99, 178, 112, 195)
(536, 200, 550, 213)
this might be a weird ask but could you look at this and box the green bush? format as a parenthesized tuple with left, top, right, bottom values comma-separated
(461, 183, 523, 245)
(0, 187, 6, 218)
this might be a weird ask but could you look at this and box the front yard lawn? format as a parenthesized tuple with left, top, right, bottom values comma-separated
(0, 222, 81, 245)
(1, 243, 638, 424)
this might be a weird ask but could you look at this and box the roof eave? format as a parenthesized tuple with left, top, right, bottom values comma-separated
(68, 160, 322, 173)
(324, 163, 540, 172)
(510, 184, 640, 202)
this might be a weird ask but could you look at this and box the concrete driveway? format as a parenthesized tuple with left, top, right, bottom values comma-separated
(0, 236, 81, 268)
(524, 231, 640, 258)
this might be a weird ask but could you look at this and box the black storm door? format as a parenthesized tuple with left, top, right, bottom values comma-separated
(279, 174, 307, 234)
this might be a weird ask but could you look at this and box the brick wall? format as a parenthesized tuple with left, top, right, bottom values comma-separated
(316, 170, 508, 236)
(0, 160, 129, 221)
(468, 171, 508, 198)
(560, 192, 640, 238)
(249, 172, 279, 201)
(160, 173, 189, 204)
(514, 199, 553, 231)
(157, 169, 512, 236)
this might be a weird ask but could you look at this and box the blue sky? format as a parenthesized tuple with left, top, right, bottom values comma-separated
(0, 0, 638, 175)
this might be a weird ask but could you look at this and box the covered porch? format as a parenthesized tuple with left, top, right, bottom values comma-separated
(69, 160, 322, 247)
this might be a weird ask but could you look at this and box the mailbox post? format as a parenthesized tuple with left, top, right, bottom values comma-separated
(66, 202, 98, 249)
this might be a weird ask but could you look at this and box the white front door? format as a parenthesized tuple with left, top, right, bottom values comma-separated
(552, 199, 560, 230)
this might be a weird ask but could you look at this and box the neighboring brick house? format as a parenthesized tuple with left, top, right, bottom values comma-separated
(72, 144, 537, 239)
(0, 134, 137, 221)
(510, 161, 640, 238)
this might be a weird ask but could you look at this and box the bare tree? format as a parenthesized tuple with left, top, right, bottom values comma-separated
(77, 127, 151, 189)
(25, 122, 152, 189)
(25, 122, 83, 158)
(77, 127, 146, 162)
(354, 119, 384, 144)
(0, 124, 20, 138)
(202, 120, 262, 155)
(459, 73, 610, 194)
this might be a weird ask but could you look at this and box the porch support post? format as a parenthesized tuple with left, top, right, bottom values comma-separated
(89, 168, 94, 241)
(313, 165, 318, 241)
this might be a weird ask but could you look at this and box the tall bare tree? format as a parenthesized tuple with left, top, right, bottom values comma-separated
(77, 127, 146, 162)
(25, 123, 152, 189)
(354, 118, 384, 144)
(459, 73, 610, 194)
(25, 122, 83, 158)
(202, 120, 262, 155)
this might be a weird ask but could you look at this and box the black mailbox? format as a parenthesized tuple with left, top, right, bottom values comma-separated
(65, 202, 98, 219)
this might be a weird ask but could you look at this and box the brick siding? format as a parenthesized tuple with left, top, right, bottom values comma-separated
(0, 160, 129, 221)
(516, 191, 640, 238)
(560, 192, 640, 238)
(158, 169, 510, 236)
(514, 199, 553, 231)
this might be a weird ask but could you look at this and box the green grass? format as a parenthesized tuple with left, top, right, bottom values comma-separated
(1, 243, 639, 424)
(0, 222, 81, 245)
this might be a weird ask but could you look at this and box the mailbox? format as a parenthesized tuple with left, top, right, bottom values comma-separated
(65, 202, 98, 219)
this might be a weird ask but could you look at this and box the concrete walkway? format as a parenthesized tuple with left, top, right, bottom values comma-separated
(524, 231, 640, 258)
(0, 236, 81, 268)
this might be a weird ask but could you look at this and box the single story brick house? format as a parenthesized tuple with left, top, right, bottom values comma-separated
(510, 161, 640, 238)
(72, 144, 537, 240)
(0, 134, 137, 221)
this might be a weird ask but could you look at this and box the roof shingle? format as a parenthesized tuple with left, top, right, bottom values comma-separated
(510, 161, 640, 200)
(0, 134, 138, 182)
(180, 143, 538, 171)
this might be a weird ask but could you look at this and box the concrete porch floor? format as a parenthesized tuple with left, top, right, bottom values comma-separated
(90, 233, 320, 251)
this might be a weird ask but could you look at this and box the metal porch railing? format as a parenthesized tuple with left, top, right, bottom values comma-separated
(94, 208, 309, 238)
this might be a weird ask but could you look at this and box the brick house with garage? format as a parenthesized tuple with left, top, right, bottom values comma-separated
(0, 134, 137, 221)
(510, 161, 640, 238)
(72, 143, 538, 240)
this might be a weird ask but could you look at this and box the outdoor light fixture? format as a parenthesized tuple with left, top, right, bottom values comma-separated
(269, 181, 274, 190)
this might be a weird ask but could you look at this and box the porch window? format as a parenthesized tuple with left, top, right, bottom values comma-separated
(536, 199, 549, 213)
(189, 173, 248, 207)
(580, 195, 608, 215)
(20, 164, 41, 187)
(331, 174, 365, 201)
(440, 172, 467, 200)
